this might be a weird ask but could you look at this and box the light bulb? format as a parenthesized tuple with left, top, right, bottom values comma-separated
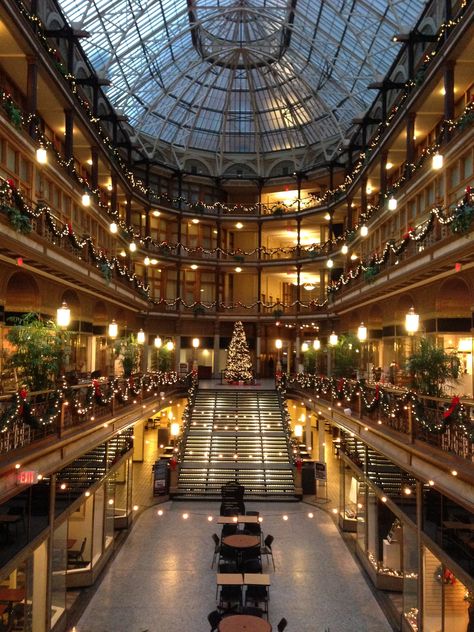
(388, 196, 398, 211)
(109, 221, 118, 234)
(360, 225, 368, 237)
(326, 258, 334, 268)
(341, 244, 349, 255)
(129, 242, 137, 252)
(144, 256, 150, 266)
(432, 152, 443, 170)
(108, 320, 118, 339)
(81, 192, 91, 206)
(36, 147, 47, 164)
(154, 336, 162, 349)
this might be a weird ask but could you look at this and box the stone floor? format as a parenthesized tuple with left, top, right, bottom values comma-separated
(74, 500, 392, 632)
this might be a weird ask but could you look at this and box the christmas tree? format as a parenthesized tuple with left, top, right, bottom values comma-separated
(225, 321, 253, 383)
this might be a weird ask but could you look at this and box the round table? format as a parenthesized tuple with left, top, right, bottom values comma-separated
(222, 534, 261, 549)
(218, 614, 272, 632)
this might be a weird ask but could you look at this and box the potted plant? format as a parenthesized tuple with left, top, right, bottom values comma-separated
(6, 312, 71, 390)
(114, 334, 141, 377)
(407, 338, 460, 397)
(333, 334, 361, 378)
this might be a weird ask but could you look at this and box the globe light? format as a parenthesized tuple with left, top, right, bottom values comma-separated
(109, 221, 118, 234)
(313, 338, 321, 351)
(129, 242, 137, 252)
(36, 147, 47, 164)
(275, 339, 283, 350)
(360, 225, 369, 237)
(144, 256, 150, 266)
(166, 340, 175, 351)
(56, 302, 70, 327)
(81, 192, 91, 207)
(388, 196, 398, 211)
(329, 332, 338, 346)
(432, 152, 444, 170)
(235, 222, 243, 229)
(294, 424, 303, 438)
(301, 342, 309, 352)
(326, 258, 334, 268)
(170, 422, 180, 437)
(235, 267, 242, 273)
(357, 322, 367, 342)
(154, 336, 162, 349)
(137, 329, 146, 345)
(405, 307, 419, 335)
(192, 337, 200, 349)
(108, 319, 118, 339)
(341, 244, 349, 255)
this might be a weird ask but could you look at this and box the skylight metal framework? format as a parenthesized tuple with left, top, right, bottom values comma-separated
(57, 0, 428, 176)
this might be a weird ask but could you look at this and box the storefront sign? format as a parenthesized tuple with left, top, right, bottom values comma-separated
(314, 461, 327, 481)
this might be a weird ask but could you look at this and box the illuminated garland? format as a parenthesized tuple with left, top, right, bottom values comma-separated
(8, 0, 474, 224)
(0, 371, 184, 433)
(328, 193, 474, 295)
(287, 374, 474, 441)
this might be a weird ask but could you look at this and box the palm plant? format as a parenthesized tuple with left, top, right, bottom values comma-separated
(114, 334, 141, 377)
(407, 338, 460, 396)
(6, 312, 70, 390)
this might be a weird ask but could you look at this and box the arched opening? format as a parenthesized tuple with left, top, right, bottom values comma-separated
(5, 272, 40, 313)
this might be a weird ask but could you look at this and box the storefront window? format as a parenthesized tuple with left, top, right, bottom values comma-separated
(339, 462, 359, 531)
(403, 525, 419, 630)
(104, 478, 115, 549)
(422, 546, 442, 632)
(50, 522, 67, 629)
(356, 481, 367, 553)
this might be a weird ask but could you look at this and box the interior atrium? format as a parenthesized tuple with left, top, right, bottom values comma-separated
(0, 0, 473, 631)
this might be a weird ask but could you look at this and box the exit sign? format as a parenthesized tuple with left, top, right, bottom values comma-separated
(17, 470, 38, 485)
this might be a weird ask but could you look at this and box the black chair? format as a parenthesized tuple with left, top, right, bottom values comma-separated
(207, 610, 222, 632)
(241, 606, 263, 618)
(211, 533, 220, 568)
(67, 537, 87, 566)
(241, 557, 262, 574)
(221, 523, 238, 537)
(245, 584, 269, 618)
(277, 617, 288, 632)
(261, 534, 275, 570)
(219, 585, 242, 610)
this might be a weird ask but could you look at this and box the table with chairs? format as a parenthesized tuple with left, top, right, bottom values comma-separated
(208, 502, 288, 632)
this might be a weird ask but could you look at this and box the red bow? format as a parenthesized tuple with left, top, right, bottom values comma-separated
(6, 178, 16, 189)
(443, 396, 460, 419)
(67, 223, 73, 235)
(92, 379, 101, 396)
(337, 378, 344, 393)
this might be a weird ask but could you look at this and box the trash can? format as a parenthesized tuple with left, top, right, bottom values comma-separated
(301, 461, 316, 495)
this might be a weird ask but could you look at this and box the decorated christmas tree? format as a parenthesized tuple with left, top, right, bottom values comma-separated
(225, 321, 253, 383)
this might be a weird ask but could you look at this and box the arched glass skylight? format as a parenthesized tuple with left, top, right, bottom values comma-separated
(57, 0, 428, 176)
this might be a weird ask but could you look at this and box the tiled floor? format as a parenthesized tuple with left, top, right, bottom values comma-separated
(74, 500, 392, 632)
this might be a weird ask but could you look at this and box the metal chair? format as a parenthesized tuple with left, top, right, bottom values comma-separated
(244, 584, 269, 618)
(207, 610, 222, 632)
(277, 617, 288, 632)
(261, 534, 275, 570)
(211, 533, 220, 568)
(67, 537, 87, 566)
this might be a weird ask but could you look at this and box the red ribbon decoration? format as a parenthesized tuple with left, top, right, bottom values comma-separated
(375, 384, 380, 401)
(18, 387, 27, 416)
(169, 456, 177, 471)
(92, 379, 101, 397)
(67, 223, 73, 235)
(443, 396, 460, 419)
(337, 378, 344, 393)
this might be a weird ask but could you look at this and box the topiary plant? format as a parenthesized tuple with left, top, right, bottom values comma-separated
(407, 338, 460, 397)
(114, 334, 141, 377)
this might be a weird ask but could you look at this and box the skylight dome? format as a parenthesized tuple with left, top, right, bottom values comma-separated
(57, 0, 427, 176)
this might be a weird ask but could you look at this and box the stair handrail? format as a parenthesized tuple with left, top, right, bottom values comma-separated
(175, 373, 198, 463)
(276, 377, 301, 465)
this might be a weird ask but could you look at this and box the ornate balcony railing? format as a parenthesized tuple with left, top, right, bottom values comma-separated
(0, 372, 194, 457)
(284, 373, 474, 463)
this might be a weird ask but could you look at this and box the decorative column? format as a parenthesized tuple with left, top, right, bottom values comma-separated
(379, 150, 388, 202)
(305, 407, 312, 452)
(405, 112, 416, 177)
(255, 323, 261, 378)
(443, 60, 456, 143)
(91, 146, 99, 191)
(26, 57, 38, 139)
(213, 322, 220, 379)
(64, 109, 74, 167)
